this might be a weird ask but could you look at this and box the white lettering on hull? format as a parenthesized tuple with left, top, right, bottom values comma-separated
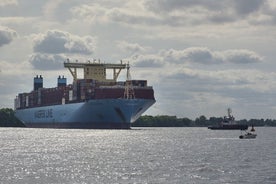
(34, 109, 53, 119)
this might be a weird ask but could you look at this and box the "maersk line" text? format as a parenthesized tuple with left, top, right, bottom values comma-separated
(34, 109, 53, 118)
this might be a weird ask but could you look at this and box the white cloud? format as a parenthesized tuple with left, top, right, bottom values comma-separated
(29, 53, 67, 70)
(70, 2, 161, 27)
(221, 50, 263, 64)
(0, 26, 17, 47)
(70, 4, 109, 24)
(161, 47, 221, 64)
(117, 41, 149, 54)
(107, 7, 160, 26)
(32, 30, 96, 55)
(144, 0, 266, 25)
(0, 59, 32, 107)
(130, 54, 164, 67)
(132, 47, 262, 66)
(165, 67, 276, 98)
(43, 0, 64, 20)
(0, 0, 18, 7)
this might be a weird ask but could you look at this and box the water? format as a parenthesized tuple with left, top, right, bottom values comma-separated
(0, 127, 275, 184)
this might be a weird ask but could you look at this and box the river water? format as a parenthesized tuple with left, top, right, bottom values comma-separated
(0, 127, 275, 184)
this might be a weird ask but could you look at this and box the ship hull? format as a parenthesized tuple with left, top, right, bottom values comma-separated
(15, 98, 155, 129)
(208, 124, 248, 130)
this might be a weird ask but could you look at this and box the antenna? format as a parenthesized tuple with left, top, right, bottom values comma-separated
(227, 108, 232, 117)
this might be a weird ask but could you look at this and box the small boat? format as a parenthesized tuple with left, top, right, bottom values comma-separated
(208, 108, 248, 130)
(239, 132, 257, 139)
(239, 126, 257, 139)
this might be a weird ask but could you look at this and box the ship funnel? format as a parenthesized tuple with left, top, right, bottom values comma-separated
(34, 75, 43, 91)
(57, 75, 67, 87)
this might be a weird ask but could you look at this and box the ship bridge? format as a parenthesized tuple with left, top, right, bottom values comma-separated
(64, 59, 126, 82)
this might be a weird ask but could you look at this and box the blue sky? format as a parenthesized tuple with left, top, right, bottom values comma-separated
(1, 0, 276, 119)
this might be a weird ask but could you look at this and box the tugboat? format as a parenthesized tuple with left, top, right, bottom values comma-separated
(239, 125, 257, 139)
(208, 108, 248, 130)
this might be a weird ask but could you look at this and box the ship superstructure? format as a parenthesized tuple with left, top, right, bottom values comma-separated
(14, 59, 155, 129)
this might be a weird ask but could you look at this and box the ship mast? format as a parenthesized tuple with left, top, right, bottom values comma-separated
(227, 108, 234, 121)
(227, 108, 232, 117)
(124, 62, 135, 99)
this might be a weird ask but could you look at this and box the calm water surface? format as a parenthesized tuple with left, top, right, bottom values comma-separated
(0, 127, 275, 184)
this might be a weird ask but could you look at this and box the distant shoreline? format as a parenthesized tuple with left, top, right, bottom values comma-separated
(132, 115, 276, 127)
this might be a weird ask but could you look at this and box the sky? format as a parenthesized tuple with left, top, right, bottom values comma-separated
(1, 0, 276, 120)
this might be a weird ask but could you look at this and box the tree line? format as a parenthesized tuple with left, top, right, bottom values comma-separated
(132, 115, 276, 127)
(0, 108, 25, 127)
(1, 108, 276, 127)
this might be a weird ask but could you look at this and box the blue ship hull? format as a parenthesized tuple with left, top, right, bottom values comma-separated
(15, 98, 155, 129)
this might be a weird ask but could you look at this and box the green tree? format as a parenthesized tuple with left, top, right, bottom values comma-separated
(195, 115, 207, 126)
(0, 108, 25, 127)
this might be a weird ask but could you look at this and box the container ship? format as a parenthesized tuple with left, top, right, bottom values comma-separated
(14, 59, 155, 129)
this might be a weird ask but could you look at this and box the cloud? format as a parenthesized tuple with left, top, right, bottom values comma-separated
(233, 0, 264, 16)
(167, 67, 276, 93)
(145, 0, 220, 13)
(33, 30, 96, 55)
(160, 67, 276, 115)
(152, 66, 276, 118)
(0, 59, 33, 106)
(249, 0, 276, 25)
(0, 26, 17, 47)
(71, 4, 109, 23)
(129, 47, 262, 70)
(0, 0, 18, 7)
(43, 0, 65, 20)
(145, 0, 264, 16)
(221, 50, 263, 64)
(134, 47, 262, 66)
(117, 41, 149, 54)
(144, 0, 270, 26)
(71, 3, 162, 26)
(107, 8, 161, 26)
(29, 53, 67, 70)
(130, 54, 164, 67)
(69, 1, 275, 28)
(161, 47, 221, 64)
